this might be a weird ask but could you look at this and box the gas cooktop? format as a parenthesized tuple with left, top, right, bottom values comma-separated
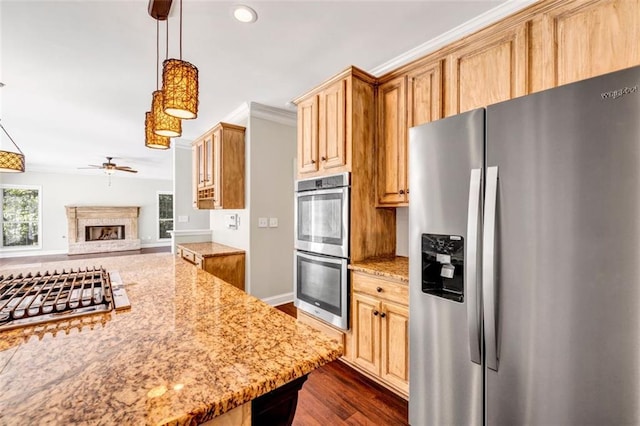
(0, 267, 130, 332)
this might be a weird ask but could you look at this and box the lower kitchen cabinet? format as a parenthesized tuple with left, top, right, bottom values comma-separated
(349, 271, 409, 398)
(178, 245, 245, 291)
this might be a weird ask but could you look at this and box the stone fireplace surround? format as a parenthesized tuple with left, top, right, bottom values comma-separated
(66, 206, 140, 255)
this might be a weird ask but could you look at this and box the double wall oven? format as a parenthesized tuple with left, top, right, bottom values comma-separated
(294, 172, 350, 330)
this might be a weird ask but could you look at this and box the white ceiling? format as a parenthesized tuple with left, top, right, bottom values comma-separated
(0, 0, 523, 180)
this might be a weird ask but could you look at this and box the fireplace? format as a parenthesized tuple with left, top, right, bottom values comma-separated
(66, 206, 140, 255)
(86, 225, 125, 241)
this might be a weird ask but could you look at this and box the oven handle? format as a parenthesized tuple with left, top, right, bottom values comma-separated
(295, 186, 349, 197)
(294, 250, 348, 266)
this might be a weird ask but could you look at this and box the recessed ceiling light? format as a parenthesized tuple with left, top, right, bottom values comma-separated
(233, 5, 257, 23)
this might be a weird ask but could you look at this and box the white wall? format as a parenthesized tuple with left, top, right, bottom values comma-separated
(0, 171, 171, 256)
(210, 104, 296, 301)
(248, 116, 296, 300)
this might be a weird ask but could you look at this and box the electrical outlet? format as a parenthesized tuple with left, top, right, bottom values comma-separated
(258, 217, 268, 228)
(269, 217, 278, 228)
(178, 215, 189, 223)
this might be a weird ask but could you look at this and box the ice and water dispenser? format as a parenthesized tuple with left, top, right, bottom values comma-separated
(421, 234, 464, 302)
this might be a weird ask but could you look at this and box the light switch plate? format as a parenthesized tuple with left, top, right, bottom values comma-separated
(178, 215, 189, 223)
(258, 217, 268, 228)
(269, 217, 278, 228)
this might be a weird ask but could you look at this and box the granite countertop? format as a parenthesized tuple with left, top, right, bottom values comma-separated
(178, 242, 245, 257)
(0, 253, 341, 425)
(349, 256, 409, 282)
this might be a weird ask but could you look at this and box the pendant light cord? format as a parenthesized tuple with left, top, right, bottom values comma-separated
(165, 19, 169, 60)
(179, 0, 183, 59)
(156, 19, 159, 90)
(0, 120, 24, 155)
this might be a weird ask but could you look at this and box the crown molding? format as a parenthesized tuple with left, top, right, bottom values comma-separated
(221, 102, 296, 127)
(249, 102, 297, 127)
(369, 0, 540, 77)
(222, 102, 250, 125)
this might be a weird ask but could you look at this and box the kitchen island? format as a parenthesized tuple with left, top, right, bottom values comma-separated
(0, 253, 342, 425)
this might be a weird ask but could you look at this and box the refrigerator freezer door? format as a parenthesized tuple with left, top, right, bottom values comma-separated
(409, 108, 484, 426)
(486, 66, 640, 425)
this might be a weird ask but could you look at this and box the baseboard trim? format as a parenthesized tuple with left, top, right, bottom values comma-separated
(141, 242, 172, 248)
(261, 292, 294, 306)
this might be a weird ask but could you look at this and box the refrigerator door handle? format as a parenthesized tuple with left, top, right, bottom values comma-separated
(483, 166, 499, 371)
(466, 168, 482, 365)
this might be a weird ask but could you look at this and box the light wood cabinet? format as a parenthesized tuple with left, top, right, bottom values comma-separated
(297, 95, 318, 174)
(377, 76, 407, 206)
(376, 61, 443, 207)
(350, 271, 409, 397)
(296, 77, 348, 177)
(294, 67, 372, 179)
(178, 245, 245, 291)
(445, 22, 529, 116)
(318, 79, 347, 170)
(192, 122, 245, 210)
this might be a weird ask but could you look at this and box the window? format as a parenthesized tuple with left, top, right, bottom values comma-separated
(1, 185, 41, 248)
(158, 192, 173, 240)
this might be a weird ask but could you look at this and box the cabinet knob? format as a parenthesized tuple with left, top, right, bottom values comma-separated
(376, 287, 382, 293)
(380, 312, 387, 318)
(311, 159, 316, 164)
(373, 310, 379, 316)
(321, 156, 327, 161)
(406, 188, 410, 194)
(399, 189, 405, 195)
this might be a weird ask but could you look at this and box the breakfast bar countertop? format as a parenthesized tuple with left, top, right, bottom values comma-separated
(178, 242, 245, 257)
(349, 256, 409, 282)
(0, 253, 341, 425)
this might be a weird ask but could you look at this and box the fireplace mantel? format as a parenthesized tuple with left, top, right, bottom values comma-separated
(66, 206, 141, 255)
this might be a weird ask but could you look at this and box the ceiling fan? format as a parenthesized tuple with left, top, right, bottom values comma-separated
(80, 157, 138, 174)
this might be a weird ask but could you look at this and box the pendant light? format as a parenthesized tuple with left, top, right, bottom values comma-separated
(162, 0, 199, 119)
(0, 119, 25, 173)
(152, 19, 181, 138)
(145, 111, 170, 149)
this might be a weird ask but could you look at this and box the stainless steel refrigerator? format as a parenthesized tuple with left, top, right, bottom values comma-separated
(409, 65, 640, 425)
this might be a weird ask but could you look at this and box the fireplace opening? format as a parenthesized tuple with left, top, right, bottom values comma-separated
(85, 225, 125, 241)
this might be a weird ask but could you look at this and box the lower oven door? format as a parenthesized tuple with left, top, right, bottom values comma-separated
(293, 250, 349, 330)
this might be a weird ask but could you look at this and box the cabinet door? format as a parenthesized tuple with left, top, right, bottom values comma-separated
(196, 140, 206, 189)
(539, 0, 640, 89)
(352, 292, 381, 375)
(377, 76, 407, 206)
(192, 144, 198, 208)
(203, 134, 214, 187)
(446, 23, 528, 116)
(380, 300, 409, 394)
(212, 128, 222, 209)
(318, 79, 347, 170)
(297, 95, 319, 175)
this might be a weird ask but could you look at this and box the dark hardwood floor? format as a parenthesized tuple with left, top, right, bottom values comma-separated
(276, 303, 409, 426)
(0, 246, 171, 267)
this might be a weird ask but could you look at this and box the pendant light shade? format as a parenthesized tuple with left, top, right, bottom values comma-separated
(152, 90, 181, 137)
(0, 121, 25, 173)
(162, 58, 199, 119)
(145, 111, 171, 150)
(0, 150, 25, 173)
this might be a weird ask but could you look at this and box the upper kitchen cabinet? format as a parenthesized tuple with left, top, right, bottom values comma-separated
(376, 61, 443, 207)
(193, 122, 245, 210)
(294, 66, 376, 178)
(445, 23, 529, 116)
(533, 0, 640, 90)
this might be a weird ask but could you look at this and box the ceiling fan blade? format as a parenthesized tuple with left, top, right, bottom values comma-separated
(117, 165, 132, 169)
(115, 167, 138, 173)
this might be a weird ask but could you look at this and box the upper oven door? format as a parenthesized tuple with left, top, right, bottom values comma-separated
(295, 186, 349, 258)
